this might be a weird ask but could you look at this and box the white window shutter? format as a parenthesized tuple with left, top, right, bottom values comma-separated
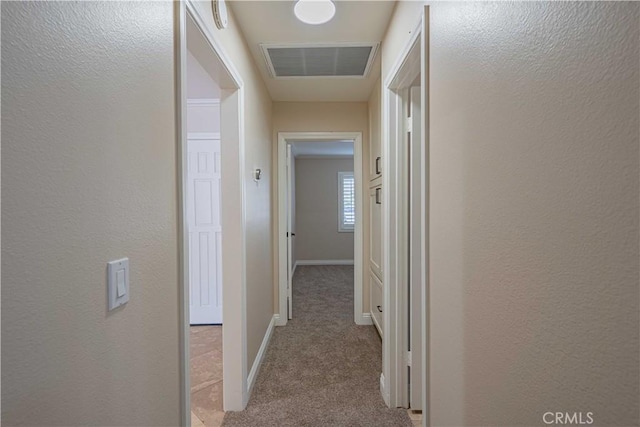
(338, 172, 355, 232)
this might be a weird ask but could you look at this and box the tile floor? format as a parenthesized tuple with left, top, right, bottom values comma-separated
(190, 325, 224, 427)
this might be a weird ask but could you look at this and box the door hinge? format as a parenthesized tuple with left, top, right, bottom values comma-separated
(405, 117, 413, 133)
(406, 350, 412, 367)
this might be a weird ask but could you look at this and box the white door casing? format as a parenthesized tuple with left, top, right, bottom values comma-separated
(277, 132, 365, 327)
(420, 8, 430, 425)
(286, 144, 294, 319)
(409, 86, 423, 410)
(383, 11, 424, 410)
(188, 133, 223, 325)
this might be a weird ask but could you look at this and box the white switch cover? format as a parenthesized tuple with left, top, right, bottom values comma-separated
(108, 258, 129, 311)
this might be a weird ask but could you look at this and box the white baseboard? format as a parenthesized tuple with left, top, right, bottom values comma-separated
(274, 313, 286, 326)
(296, 259, 354, 266)
(292, 261, 298, 277)
(357, 312, 373, 325)
(380, 372, 390, 407)
(247, 315, 276, 397)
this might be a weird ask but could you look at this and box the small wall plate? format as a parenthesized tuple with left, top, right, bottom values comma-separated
(213, 0, 228, 29)
(108, 258, 130, 311)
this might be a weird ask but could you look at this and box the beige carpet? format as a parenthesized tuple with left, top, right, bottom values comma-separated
(222, 265, 412, 427)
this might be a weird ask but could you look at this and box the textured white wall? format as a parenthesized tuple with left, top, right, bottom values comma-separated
(382, 2, 639, 426)
(187, 52, 220, 133)
(187, 50, 221, 100)
(187, 50, 221, 134)
(295, 158, 355, 261)
(187, 103, 221, 135)
(1, 2, 179, 425)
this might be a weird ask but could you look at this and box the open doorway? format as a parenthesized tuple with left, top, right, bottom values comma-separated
(277, 132, 365, 326)
(185, 16, 223, 427)
(178, 3, 248, 426)
(288, 141, 356, 319)
(382, 8, 428, 422)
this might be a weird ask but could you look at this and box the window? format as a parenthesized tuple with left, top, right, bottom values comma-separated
(338, 171, 355, 232)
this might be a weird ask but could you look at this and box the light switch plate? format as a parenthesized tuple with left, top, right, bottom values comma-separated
(108, 258, 129, 311)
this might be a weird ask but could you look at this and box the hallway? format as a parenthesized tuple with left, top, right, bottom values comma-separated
(3, 2, 639, 426)
(222, 266, 412, 426)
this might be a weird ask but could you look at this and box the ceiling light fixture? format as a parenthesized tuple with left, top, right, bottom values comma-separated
(294, 0, 336, 25)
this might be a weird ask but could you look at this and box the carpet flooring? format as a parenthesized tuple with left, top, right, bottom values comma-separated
(222, 265, 412, 427)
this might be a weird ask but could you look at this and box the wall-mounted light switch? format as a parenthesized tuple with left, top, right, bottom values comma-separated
(108, 258, 129, 311)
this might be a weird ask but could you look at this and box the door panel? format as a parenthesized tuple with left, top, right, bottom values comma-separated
(286, 145, 294, 319)
(369, 185, 383, 279)
(188, 136, 222, 325)
(370, 270, 384, 337)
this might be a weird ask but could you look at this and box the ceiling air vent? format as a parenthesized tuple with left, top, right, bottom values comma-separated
(260, 43, 378, 78)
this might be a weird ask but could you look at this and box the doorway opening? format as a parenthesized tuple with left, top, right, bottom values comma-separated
(289, 141, 355, 319)
(178, 2, 248, 426)
(277, 132, 366, 326)
(185, 16, 224, 427)
(382, 7, 428, 422)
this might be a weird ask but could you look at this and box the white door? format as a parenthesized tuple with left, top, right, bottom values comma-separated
(188, 134, 223, 325)
(369, 185, 383, 280)
(408, 86, 423, 410)
(286, 145, 294, 319)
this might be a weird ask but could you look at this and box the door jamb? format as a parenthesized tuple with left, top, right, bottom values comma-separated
(420, 8, 430, 426)
(276, 132, 366, 326)
(177, 1, 248, 424)
(381, 11, 429, 416)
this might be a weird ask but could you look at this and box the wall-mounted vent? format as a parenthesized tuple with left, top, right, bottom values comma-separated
(260, 43, 378, 78)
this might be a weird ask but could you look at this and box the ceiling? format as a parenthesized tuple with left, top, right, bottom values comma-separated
(292, 141, 354, 157)
(229, 0, 396, 102)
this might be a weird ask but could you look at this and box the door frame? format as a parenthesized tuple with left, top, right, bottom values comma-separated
(276, 132, 366, 326)
(286, 144, 294, 319)
(381, 7, 429, 425)
(176, 0, 248, 424)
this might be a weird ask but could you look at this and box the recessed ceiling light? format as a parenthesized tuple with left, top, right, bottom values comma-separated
(294, 0, 336, 25)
